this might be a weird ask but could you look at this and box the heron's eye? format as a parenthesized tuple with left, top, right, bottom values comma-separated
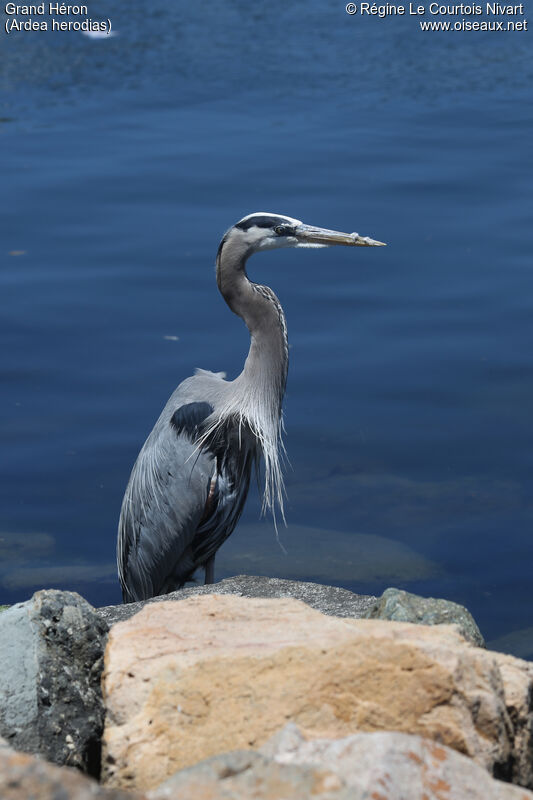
(274, 225, 290, 236)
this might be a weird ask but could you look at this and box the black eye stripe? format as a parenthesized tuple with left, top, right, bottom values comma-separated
(235, 215, 294, 232)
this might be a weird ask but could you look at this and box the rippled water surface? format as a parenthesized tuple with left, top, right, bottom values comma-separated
(1, 1, 532, 654)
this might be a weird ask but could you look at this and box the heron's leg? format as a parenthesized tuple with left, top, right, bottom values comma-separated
(205, 556, 215, 584)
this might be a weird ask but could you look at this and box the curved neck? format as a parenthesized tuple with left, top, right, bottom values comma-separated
(216, 237, 288, 413)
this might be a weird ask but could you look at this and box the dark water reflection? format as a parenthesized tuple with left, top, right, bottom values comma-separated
(1, 1, 532, 655)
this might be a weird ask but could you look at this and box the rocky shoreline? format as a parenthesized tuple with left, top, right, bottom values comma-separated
(0, 576, 532, 799)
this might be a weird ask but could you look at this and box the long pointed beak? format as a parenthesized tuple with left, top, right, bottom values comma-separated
(295, 224, 386, 247)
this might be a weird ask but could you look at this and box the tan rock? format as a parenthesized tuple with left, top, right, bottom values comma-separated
(101, 594, 519, 791)
(0, 739, 143, 800)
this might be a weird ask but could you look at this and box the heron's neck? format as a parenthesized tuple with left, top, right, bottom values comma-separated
(216, 245, 288, 415)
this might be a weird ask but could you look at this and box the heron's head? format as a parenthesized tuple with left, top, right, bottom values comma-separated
(221, 212, 386, 258)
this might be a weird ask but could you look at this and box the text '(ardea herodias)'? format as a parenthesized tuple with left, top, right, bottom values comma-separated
(117, 213, 386, 602)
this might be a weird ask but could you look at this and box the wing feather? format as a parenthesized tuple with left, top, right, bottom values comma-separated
(118, 402, 215, 601)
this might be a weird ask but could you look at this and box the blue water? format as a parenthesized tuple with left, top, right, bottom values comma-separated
(1, 1, 532, 652)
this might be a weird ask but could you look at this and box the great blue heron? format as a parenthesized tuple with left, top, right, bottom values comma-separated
(118, 212, 385, 602)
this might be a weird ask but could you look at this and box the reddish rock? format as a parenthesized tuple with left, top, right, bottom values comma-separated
(0, 738, 144, 800)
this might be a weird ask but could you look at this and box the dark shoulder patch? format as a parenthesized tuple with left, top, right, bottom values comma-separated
(171, 402, 214, 439)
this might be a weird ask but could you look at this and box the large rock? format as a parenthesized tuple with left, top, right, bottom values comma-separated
(102, 593, 517, 791)
(97, 574, 376, 626)
(0, 737, 142, 800)
(365, 587, 485, 647)
(0, 590, 108, 777)
(149, 750, 350, 800)
(262, 725, 533, 800)
(149, 726, 533, 800)
(493, 651, 533, 788)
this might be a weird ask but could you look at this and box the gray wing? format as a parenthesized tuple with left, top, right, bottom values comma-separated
(117, 399, 259, 602)
(117, 402, 216, 602)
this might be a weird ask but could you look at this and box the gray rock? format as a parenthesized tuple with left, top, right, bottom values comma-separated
(148, 724, 533, 799)
(148, 749, 351, 800)
(492, 651, 533, 789)
(0, 590, 108, 777)
(364, 586, 485, 647)
(260, 724, 533, 800)
(98, 575, 377, 626)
